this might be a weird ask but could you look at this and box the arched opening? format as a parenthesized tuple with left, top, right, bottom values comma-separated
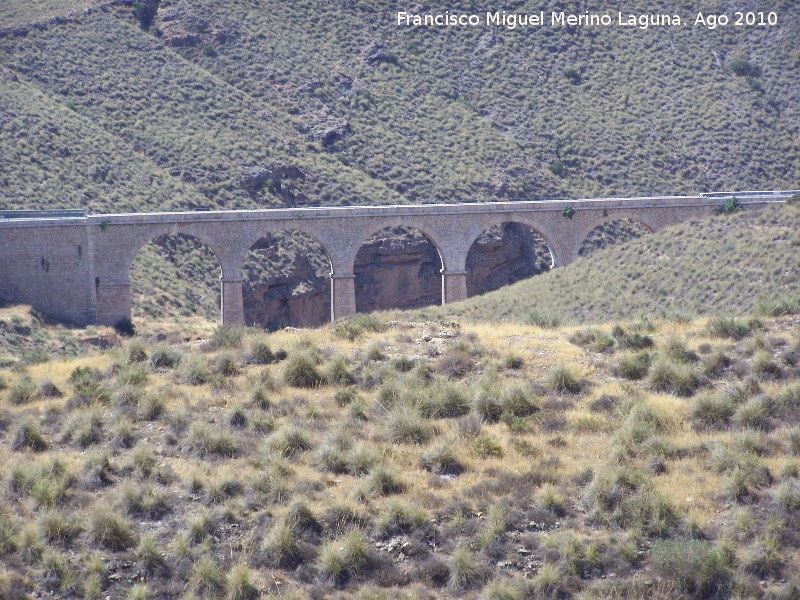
(130, 233, 222, 324)
(354, 226, 443, 312)
(466, 223, 554, 297)
(578, 219, 652, 258)
(241, 230, 332, 330)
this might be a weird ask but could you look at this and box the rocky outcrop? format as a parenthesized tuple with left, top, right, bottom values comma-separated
(241, 224, 553, 328)
(242, 244, 330, 330)
(238, 164, 304, 193)
(354, 228, 442, 313)
(467, 223, 552, 296)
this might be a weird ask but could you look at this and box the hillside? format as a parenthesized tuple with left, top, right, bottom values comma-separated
(3, 0, 797, 210)
(1, 0, 798, 326)
(394, 201, 800, 326)
(2, 310, 800, 598)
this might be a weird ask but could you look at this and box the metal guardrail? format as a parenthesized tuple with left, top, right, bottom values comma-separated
(700, 190, 800, 199)
(1, 209, 87, 219)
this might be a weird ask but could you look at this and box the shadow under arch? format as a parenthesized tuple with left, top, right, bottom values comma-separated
(240, 229, 334, 330)
(130, 232, 223, 323)
(353, 225, 445, 313)
(576, 217, 654, 260)
(465, 222, 555, 297)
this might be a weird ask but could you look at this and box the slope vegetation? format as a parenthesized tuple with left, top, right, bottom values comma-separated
(1, 0, 798, 211)
(1, 314, 800, 598)
(396, 201, 800, 325)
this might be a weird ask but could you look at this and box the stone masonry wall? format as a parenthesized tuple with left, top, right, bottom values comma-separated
(0, 220, 96, 324)
(0, 196, 781, 326)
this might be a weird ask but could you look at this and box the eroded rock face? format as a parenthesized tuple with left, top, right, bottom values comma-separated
(354, 228, 442, 313)
(242, 240, 330, 330)
(241, 224, 552, 328)
(467, 223, 552, 297)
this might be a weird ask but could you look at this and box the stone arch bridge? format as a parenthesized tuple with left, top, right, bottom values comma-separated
(0, 194, 790, 326)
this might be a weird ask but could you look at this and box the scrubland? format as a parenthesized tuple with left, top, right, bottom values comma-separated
(1, 306, 800, 599)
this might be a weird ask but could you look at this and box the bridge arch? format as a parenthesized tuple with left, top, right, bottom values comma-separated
(570, 212, 658, 263)
(240, 228, 334, 329)
(465, 222, 555, 298)
(129, 231, 223, 323)
(459, 216, 562, 272)
(348, 219, 449, 274)
(352, 224, 446, 313)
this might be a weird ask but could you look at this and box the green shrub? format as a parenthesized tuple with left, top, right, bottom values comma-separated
(149, 343, 183, 369)
(386, 407, 431, 444)
(546, 364, 582, 394)
(651, 539, 729, 596)
(729, 57, 761, 77)
(179, 355, 214, 385)
(449, 544, 485, 590)
(715, 196, 744, 214)
(549, 159, 566, 176)
(91, 509, 135, 550)
(318, 529, 371, 582)
(690, 392, 735, 428)
(190, 555, 225, 597)
(7, 374, 39, 405)
(262, 518, 302, 567)
(614, 351, 652, 380)
(707, 316, 759, 340)
(283, 352, 322, 388)
(11, 421, 49, 452)
(420, 442, 463, 475)
(187, 422, 238, 457)
(210, 325, 243, 349)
